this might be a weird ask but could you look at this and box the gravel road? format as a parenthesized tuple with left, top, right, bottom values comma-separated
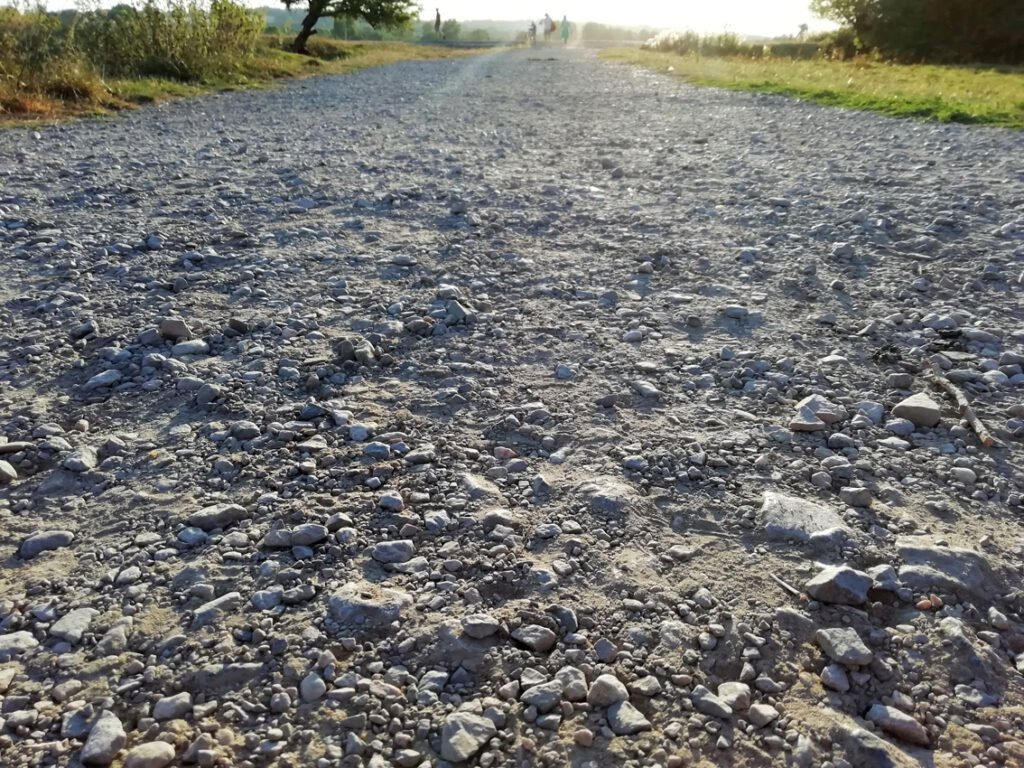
(2, 47, 1024, 767)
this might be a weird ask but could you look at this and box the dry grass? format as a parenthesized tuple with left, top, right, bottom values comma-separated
(1, 39, 482, 125)
(603, 49, 1024, 129)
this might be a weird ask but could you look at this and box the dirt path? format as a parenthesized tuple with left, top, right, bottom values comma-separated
(1, 47, 1023, 767)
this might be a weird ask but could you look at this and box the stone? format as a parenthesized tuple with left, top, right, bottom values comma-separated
(300, 672, 327, 702)
(190, 592, 241, 629)
(748, 703, 780, 728)
(805, 566, 872, 606)
(866, 704, 929, 746)
(0, 631, 39, 659)
(717, 682, 750, 710)
(188, 503, 249, 531)
(159, 317, 192, 341)
(587, 674, 629, 707)
(761, 492, 850, 545)
(790, 394, 848, 431)
(815, 628, 873, 667)
(691, 685, 733, 718)
(83, 370, 122, 390)
(511, 624, 557, 652)
(520, 679, 563, 712)
(0, 459, 16, 484)
(371, 539, 415, 564)
(896, 539, 990, 595)
(172, 339, 209, 357)
(821, 664, 850, 692)
(461, 613, 500, 639)
(556, 666, 588, 701)
(327, 581, 412, 630)
(19, 529, 75, 559)
(63, 446, 98, 472)
(50, 608, 98, 644)
(440, 712, 496, 763)
(290, 523, 328, 546)
(123, 741, 175, 768)
(81, 710, 126, 765)
(578, 477, 636, 516)
(892, 393, 941, 428)
(153, 692, 192, 720)
(607, 701, 652, 735)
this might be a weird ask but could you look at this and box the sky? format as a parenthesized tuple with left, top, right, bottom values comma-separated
(423, 0, 833, 36)
(39, 0, 834, 38)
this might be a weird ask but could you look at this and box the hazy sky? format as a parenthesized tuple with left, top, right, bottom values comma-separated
(425, 1, 832, 36)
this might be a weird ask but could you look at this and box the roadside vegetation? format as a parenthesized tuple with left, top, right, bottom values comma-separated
(605, 0, 1024, 129)
(0, 1, 475, 123)
(604, 49, 1024, 128)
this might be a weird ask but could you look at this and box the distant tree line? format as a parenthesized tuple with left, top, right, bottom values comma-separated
(811, 0, 1023, 63)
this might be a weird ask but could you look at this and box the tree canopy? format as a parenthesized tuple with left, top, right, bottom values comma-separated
(282, 0, 416, 52)
(811, 0, 1024, 63)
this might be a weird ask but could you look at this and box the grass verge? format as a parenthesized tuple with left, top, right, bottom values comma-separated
(1, 38, 481, 126)
(602, 49, 1024, 129)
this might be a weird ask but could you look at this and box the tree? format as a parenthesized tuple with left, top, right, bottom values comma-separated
(441, 18, 459, 41)
(809, 0, 879, 42)
(282, 0, 416, 52)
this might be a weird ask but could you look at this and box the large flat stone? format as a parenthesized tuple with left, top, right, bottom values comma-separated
(897, 539, 991, 596)
(761, 492, 850, 546)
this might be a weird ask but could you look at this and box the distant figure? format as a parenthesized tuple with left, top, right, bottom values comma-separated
(528, 20, 537, 46)
(434, 8, 441, 38)
(542, 13, 553, 43)
(560, 15, 570, 44)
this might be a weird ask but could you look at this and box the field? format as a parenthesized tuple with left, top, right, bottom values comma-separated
(1, 36, 479, 123)
(603, 48, 1024, 128)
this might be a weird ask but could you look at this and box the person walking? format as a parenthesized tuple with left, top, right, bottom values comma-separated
(542, 13, 553, 43)
(560, 15, 570, 44)
(434, 8, 442, 38)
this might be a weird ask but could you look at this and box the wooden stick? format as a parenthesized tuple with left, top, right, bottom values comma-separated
(925, 365, 997, 448)
(770, 573, 802, 597)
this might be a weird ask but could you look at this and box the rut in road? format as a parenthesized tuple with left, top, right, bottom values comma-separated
(1, 46, 1024, 768)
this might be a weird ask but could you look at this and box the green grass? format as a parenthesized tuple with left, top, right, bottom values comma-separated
(2, 38, 480, 125)
(602, 49, 1024, 129)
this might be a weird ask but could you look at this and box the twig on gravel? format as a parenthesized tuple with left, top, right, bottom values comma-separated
(770, 573, 803, 597)
(925, 364, 998, 448)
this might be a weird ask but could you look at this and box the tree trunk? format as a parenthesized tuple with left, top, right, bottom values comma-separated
(292, 11, 320, 53)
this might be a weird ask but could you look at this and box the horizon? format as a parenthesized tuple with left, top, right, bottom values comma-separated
(35, 1, 836, 38)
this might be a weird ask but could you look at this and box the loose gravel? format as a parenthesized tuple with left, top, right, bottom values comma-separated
(1, 47, 1024, 768)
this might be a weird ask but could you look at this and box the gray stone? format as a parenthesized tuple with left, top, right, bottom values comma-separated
(290, 523, 328, 546)
(607, 701, 652, 735)
(159, 317, 192, 341)
(81, 710, 126, 765)
(790, 394, 848, 431)
(19, 529, 75, 559)
(865, 704, 929, 746)
(83, 370, 122, 391)
(556, 666, 588, 701)
(187, 503, 249, 531)
(153, 692, 192, 720)
(896, 539, 990, 595)
(327, 581, 412, 630)
(761, 492, 850, 545)
(821, 664, 850, 692)
(231, 421, 261, 439)
(805, 566, 872, 606)
(815, 628, 873, 667)
(691, 685, 733, 718)
(50, 607, 98, 644)
(578, 477, 635, 516)
(172, 339, 209, 357)
(511, 624, 557, 653)
(717, 682, 750, 710)
(371, 539, 415, 564)
(748, 703, 779, 728)
(0, 459, 16, 484)
(587, 674, 629, 707)
(123, 741, 175, 768)
(190, 592, 241, 630)
(892, 393, 941, 428)
(520, 679, 563, 712)
(63, 446, 98, 472)
(0, 631, 39, 659)
(300, 672, 327, 702)
(461, 613, 500, 639)
(440, 712, 496, 762)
